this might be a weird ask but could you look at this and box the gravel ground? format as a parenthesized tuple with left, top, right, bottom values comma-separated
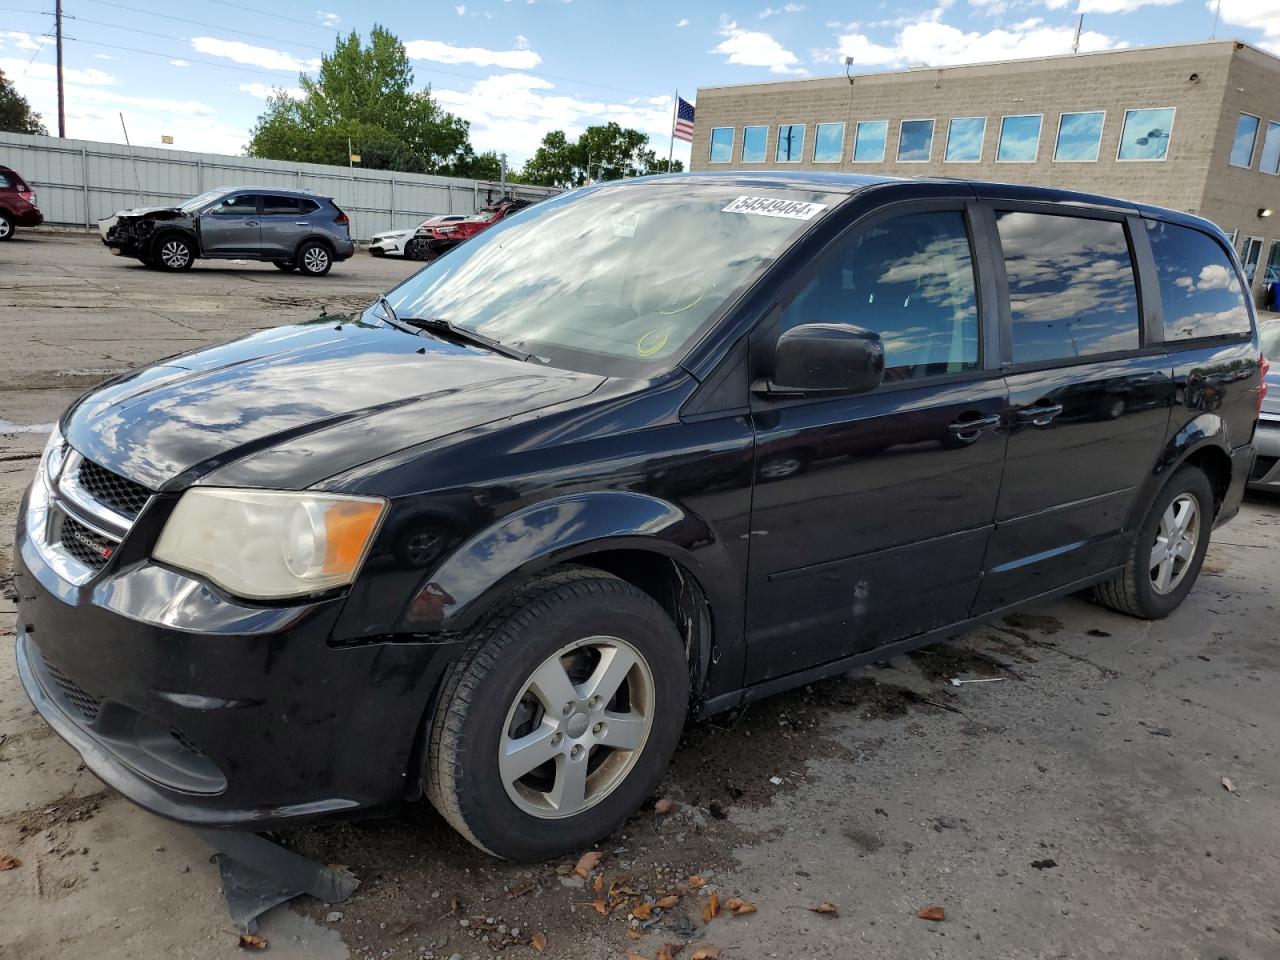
(2, 231, 1278, 960)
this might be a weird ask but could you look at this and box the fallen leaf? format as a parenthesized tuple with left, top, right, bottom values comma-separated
(592, 898, 609, 916)
(809, 901, 839, 916)
(633, 902, 654, 920)
(237, 934, 269, 950)
(0, 855, 21, 871)
(656, 894, 682, 909)
(657, 944, 684, 960)
(687, 875, 708, 890)
(1222, 776, 1238, 794)
(731, 902, 756, 916)
(702, 891, 721, 922)
(531, 931, 548, 953)
(450, 896, 463, 916)
(555, 862, 574, 876)
(691, 948, 721, 960)
(508, 882, 534, 897)
(655, 798, 676, 815)
(575, 850, 606, 878)
(918, 905, 946, 922)
(626, 928, 643, 941)
(594, 874, 604, 895)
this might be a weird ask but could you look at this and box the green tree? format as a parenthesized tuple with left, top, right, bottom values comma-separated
(0, 67, 47, 136)
(246, 26, 471, 173)
(518, 123, 682, 186)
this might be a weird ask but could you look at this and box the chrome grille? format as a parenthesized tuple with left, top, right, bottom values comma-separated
(75, 459, 152, 519)
(58, 515, 116, 569)
(42, 657, 103, 723)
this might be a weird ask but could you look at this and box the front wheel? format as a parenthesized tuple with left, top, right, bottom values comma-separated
(426, 568, 689, 860)
(154, 234, 194, 271)
(296, 241, 332, 276)
(1093, 465, 1214, 619)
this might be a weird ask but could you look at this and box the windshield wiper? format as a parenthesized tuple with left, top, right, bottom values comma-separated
(401, 315, 532, 362)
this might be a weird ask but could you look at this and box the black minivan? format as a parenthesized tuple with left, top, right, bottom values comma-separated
(14, 173, 1263, 860)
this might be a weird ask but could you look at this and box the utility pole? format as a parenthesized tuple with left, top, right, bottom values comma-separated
(55, 0, 66, 137)
(499, 152, 507, 197)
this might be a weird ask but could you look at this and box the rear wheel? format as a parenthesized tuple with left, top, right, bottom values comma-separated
(1093, 465, 1213, 619)
(154, 234, 194, 271)
(296, 241, 332, 276)
(272, 260, 295, 271)
(0, 212, 14, 241)
(406, 238, 429, 261)
(427, 568, 689, 860)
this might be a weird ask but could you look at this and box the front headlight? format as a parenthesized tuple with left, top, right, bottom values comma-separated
(40, 424, 66, 484)
(153, 489, 387, 600)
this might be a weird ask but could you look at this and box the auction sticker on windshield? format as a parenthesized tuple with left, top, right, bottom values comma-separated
(722, 196, 827, 220)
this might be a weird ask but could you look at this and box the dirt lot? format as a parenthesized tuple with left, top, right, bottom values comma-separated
(2, 231, 1279, 960)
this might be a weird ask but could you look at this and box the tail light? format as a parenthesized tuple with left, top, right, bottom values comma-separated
(333, 209, 349, 226)
(19, 190, 35, 206)
(1260, 355, 1271, 416)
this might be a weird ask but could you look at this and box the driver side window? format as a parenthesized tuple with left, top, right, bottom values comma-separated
(209, 194, 258, 216)
(780, 210, 980, 381)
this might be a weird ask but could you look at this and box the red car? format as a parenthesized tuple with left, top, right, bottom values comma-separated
(411, 198, 531, 260)
(0, 165, 44, 240)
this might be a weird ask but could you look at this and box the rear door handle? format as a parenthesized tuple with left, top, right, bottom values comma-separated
(294, 221, 309, 225)
(245, 220, 259, 226)
(1017, 403, 1064, 426)
(948, 414, 1003, 435)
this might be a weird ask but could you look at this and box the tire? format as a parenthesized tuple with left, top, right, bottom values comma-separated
(0, 211, 14, 241)
(426, 567, 689, 860)
(296, 241, 333, 276)
(153, 234, 194, 271)
(272, 260, 295, 271)
(1093, 465, 1214, 619)
(406, 238, 428, 261)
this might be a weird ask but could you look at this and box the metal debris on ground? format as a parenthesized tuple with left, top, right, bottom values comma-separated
(948, 677, 1008, 686)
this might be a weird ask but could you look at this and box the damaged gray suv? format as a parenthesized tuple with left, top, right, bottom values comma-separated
(99, 187, 355, 276)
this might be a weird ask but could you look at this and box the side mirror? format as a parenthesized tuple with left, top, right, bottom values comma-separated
(757, 322, 885, 397)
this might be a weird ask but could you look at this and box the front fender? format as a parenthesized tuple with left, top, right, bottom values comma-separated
(399, 491, 732, 635)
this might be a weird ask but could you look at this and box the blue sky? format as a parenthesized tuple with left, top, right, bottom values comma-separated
(1, 0, 1276, 168)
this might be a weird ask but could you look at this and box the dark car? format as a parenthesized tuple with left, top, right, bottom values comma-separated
(98, 187, 355, 275)
(14, 173, 1263, 861)
(0, 164, 44, 240)
(408, 197, 531, 261)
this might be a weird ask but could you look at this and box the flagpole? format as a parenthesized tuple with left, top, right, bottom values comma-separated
(667, 89, 677, 171)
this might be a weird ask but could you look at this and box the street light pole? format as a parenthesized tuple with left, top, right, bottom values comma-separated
(55, 0, 65, 137)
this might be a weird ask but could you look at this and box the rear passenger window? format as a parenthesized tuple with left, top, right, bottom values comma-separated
(1144, 220, 1251, 341)
(262, 195, 300, 216)
(997, 212, 1140, 364)
(781, 211, 980, 380)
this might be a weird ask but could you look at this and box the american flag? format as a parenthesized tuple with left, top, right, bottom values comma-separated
(673, 97, 695, 143)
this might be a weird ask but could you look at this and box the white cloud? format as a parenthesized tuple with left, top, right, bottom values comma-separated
(2, 59, 117, 86)
(1076, 0, 1178, 11)
(759, 3, 804, 17)
(0, 30, 40, 52)
(92, 53, 115, 60)
(676, 18, 690, 27)
(404, 37, 542, 69)
(190, 37, 320, 72)
(238, 82, 305, 100)
(316, 10, 340, 27)
(455, 4, 466, 13)
(1213, 0, 1280, 51)
(838, 17, 1122, 69)
(712, 17, 808, 75)
(170, 59, 190, 67)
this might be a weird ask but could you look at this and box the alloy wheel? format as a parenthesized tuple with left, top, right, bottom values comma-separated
(499, 636, 654, 819)
(302, 246, 329, 273)
(0, 217, 12, 240)
(1150, 492, 1200, 595)
(160, 239, 190, 269)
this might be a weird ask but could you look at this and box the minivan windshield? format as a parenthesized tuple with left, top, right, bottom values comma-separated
(383, 182, 840, 377)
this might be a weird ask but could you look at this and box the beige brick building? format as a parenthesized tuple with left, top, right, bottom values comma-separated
(691, 40, 1280, 304)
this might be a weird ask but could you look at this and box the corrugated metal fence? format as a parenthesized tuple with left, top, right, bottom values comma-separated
(0, 131, 559, 241)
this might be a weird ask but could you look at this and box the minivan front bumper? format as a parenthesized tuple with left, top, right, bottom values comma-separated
(13, 488, 461, 830)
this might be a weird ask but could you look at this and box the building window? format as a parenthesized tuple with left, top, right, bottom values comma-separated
(997, 115, 1042, 163)
(1242, 235, 1263, 283)
(741, 125, 768, 163)
(776, 124, 805, 163)
(1258, 121, 1280, 175)
(1054, 111, 1105, 162)
(1117, 107, 1174, 161)
(813, 122, 845, 163)
(852, 120, 888, 162)
(709, 127, 734, 164)
(1230, 114, 1261, 168)
(1145, 219, 1251, 341)
(944, 117, 985, 163)
(897, 119, 934, 162)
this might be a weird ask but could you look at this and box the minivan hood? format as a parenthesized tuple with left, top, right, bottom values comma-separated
(62, 319, 604, 491)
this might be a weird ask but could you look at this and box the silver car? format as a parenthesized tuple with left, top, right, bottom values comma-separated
(99, 188, 356, 276)
(1250, 318, 1280, 491)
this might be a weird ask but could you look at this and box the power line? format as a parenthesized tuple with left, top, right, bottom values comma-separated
(77, 0, 332, 52)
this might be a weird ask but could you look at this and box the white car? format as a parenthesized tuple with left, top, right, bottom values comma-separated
(368, 215, 465, 259)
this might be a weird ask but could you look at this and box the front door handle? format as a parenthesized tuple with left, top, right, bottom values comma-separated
(1017, 402, 1064, 426)
(245, 220, 259, 226)
(948, 413, 1002, 436)
(294, 221, 309, 225)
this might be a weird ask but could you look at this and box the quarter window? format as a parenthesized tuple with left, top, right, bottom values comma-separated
(1145, 219, 1250, 341)
(299, 198, 320, 215)
(1259, 121, 1280, 175)
(945, 117, 985, 162)
(709, 127, 734, 163)
(776, 124, 805, 162)
(1230, 114, 1260, 168)
(997, 212, 1140, 364)
(781, 211, 979, 380)
(852, 120, 887, 162)
(1117, 107, 1174, 161)
(997, 115, 1042, 163)
(742, 125, 768, 163)
(897, 120, 934, 162)
(813, 122, 845, 163)
(1054, 111, 1105, 162)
